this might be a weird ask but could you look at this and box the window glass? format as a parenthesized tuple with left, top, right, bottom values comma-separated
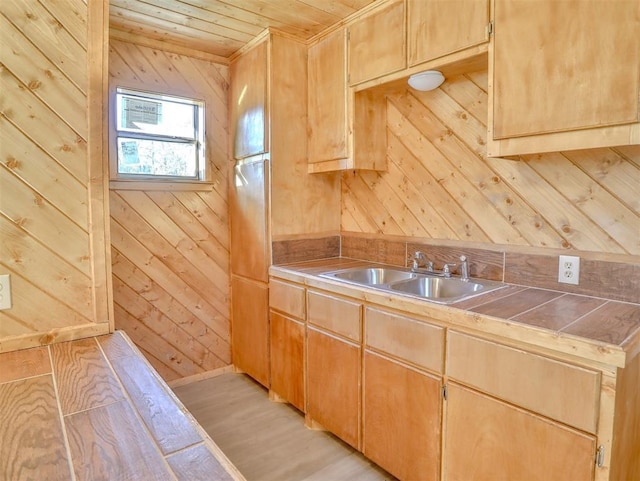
(114, 88, 205, 180)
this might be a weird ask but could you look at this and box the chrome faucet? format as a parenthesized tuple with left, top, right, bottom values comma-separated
(459, 255, 469, 281)
(411, 251, 434, 272)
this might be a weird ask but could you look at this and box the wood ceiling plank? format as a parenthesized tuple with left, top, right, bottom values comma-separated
(110, 2, 255, 44)
(299, 0, 371, 18)
(109, 14, 241, 56)
(112, 0, 262, 36)
(108, 0, 379, 57)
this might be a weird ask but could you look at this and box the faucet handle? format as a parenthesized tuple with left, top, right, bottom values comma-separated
(442, 263, 457, 277)
(411, 251, 434, 271)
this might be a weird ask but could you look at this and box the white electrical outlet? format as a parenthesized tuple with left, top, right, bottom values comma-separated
(558, 255, 580, 285)
(0, 274, 11, 310)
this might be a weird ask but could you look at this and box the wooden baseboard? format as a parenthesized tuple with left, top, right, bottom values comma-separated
(167, 365, 234, 389)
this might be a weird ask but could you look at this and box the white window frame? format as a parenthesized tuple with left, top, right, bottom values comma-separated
(110, 87, 209, 190)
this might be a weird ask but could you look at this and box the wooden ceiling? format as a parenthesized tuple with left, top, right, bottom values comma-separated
(109, 0, 378, 59)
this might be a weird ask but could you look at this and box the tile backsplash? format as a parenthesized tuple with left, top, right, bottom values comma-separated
(273, 234, 639, 304)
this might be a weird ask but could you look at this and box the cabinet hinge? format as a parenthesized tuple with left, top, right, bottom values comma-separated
(487, 21, 494, 36)
(596, 445, 605, 468)
(442, 384, 448, 401)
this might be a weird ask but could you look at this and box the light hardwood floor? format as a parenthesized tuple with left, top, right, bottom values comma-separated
(173, 373, 396, 481)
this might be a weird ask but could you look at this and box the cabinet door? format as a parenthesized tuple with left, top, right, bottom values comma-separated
(408, 0, 489, 66)
(231, 276, 269, 387)
(230, 40, 268, 159)
(444, 383, 596, 481)
(364, 352, 441, 481)
(229, 158, 269, 282)
(270, 311, 305, 412)
(489, 0, 640, 155)
(348, 0, 406, 85)
(307, 327, 360, 449)
(308, 28, 349, 166)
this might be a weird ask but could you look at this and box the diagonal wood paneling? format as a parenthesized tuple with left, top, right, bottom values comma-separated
(342, 69, 640, 256)
(109, 39, 231, 381)
(1, 0, 111, 349)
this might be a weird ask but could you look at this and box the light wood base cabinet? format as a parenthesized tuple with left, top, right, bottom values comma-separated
(307, 327, 361, 449)
(363, 351, 441, 481)
(231, 276, 269, 387)
(444, 382, 596, 481)
(269, 311, 305, 412)
(269, 279, 306, 411)
(269, 274, 640, 480)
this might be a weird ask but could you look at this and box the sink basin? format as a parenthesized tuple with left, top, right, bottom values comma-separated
(322, 267, 417, 285)
(390, 276, 505, 303)
(390, 276, 483, 299)
(321, 265, 505, 304)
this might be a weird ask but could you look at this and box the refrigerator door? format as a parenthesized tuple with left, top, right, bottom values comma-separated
(229, 155, 269, 282)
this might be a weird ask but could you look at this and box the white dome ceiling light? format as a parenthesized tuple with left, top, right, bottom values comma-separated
(408, 70, 445, 91)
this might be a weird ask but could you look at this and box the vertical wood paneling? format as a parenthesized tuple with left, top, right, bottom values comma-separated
(0, 0, 111, 350)
(342, 70, 640, 256)
(108, 39, 231, 381)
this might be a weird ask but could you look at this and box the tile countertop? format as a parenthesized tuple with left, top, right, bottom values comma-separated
(270, 257, 640, 370)
(0, 331, 245, 481)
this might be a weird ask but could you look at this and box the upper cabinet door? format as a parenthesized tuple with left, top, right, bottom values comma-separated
(348, 0, 406, 86)
(408, 0, 489, 67)
(489, 0, 640, 157)
(308, 28, 349, 166)
(230, 41, 268, 159)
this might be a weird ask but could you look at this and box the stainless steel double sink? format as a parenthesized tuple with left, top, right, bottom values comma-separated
(320, 266, 505, 304)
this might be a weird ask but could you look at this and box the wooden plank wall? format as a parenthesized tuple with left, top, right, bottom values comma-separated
(108, 39, 231, 381)
(0, 0, 111, 352)
(342, 69, 640, 257)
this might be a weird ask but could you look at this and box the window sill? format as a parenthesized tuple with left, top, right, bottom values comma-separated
(109, 179, 215, 192)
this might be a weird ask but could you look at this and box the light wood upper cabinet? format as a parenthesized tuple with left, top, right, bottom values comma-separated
(444, 383, 596, 481)
(488, 0, 640, 157)
(408, 0, 489, 67)
(230, 41, 268, 159)
(308, 28, 349, 167)
(348, 0, 406, 86)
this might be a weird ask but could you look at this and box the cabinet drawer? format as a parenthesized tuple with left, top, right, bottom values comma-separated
(365, 308, 444, 374)
(307, 291, 361, 341)
(269, 279, 305, 319)
(447, 331, 600, 433)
